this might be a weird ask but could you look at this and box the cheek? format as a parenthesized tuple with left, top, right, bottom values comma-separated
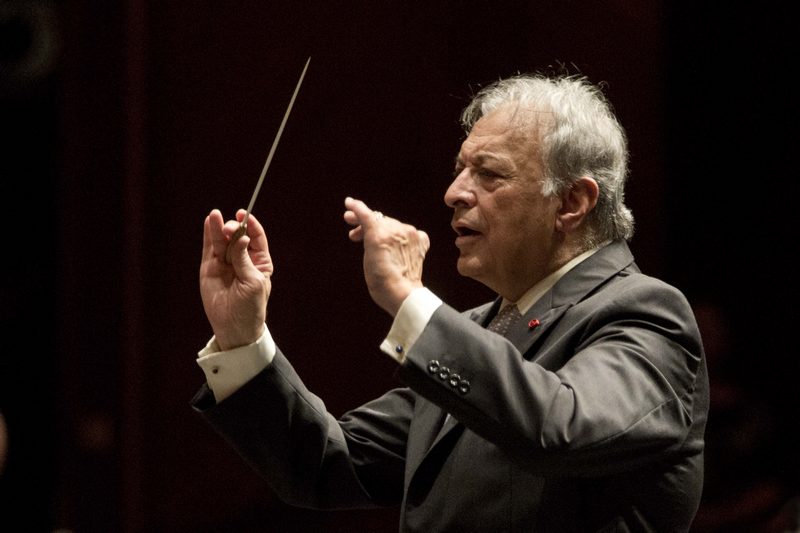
(481, 184, 550, 235)
(492, 197, 553, 247)
(492, 195, 535, 229)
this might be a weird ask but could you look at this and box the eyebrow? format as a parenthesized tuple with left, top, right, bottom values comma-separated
(454, 152, 513, 170)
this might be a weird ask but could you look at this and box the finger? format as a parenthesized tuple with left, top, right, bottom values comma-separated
(203, 214, 214, 261)
(241, 213, 274, 278)
(344, 196, 378, 231)
(418, 230, 431, 253)
(223, 218, 244, 238)
(348, 226, 364, 242)
(204, 209, 229, 259)
(222, 210, 250, 265)
(344, 197, 376, 242)
(343, 209, 360, 227)
(243, 212, 269, 253)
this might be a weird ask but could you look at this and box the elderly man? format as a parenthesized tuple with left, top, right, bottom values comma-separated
(192, 74, 708, 532)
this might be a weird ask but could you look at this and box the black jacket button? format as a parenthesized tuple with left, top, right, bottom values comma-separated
(437, 366, 450, 380)
(448, 373, 461, 388)
(458, 379, 471, 395)
(427, 360, 440, 374)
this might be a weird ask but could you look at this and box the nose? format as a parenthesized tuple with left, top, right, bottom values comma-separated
(444, 168, 475, 209)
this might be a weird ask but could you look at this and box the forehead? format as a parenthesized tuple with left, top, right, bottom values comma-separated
(458, 105, 541, 163)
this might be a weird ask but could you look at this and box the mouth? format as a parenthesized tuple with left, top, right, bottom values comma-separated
(453, 222, 483, 244)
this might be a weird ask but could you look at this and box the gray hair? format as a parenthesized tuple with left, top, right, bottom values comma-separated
(460, 74, 635, 246)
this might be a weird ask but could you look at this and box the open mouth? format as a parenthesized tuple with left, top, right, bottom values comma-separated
(455, 227, 481, 237)
(453, 223, 483, 244)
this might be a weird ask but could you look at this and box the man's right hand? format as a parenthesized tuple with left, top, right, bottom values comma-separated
(200, 209, 273, 351)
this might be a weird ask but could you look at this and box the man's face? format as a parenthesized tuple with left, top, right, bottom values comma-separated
(444, 105, 561, 300)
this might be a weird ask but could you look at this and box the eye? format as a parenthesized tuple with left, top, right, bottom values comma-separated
(477, 168, 502, 179)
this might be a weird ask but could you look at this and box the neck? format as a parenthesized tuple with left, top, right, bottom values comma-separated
(496, 239, 592, 301)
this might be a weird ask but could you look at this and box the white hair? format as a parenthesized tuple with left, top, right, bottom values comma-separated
(461, 74, 635, 246)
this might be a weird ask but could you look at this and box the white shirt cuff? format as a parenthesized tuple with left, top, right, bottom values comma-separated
(196, 326, 276, 403)
(380, 287, 442, 363)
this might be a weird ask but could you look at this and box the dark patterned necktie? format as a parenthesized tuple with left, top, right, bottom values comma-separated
(487, 304, 522, 337)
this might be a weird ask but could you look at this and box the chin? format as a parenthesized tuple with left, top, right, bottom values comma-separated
(456, 257, 484, 280)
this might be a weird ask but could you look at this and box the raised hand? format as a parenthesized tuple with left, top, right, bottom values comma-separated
(344, 197, 430, 316)
(200, 209, 273, 350)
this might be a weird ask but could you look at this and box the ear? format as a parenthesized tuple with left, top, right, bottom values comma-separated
(555, 177, 599, 233)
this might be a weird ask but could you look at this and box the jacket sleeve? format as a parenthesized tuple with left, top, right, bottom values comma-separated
(397, 274, 708, 477)
(192, 348, 413, 509)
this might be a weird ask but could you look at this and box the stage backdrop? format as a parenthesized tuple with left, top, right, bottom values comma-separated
(0, 1, 795, 532)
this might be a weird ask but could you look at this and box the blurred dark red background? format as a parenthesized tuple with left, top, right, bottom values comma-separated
(1, 1, 797, 532)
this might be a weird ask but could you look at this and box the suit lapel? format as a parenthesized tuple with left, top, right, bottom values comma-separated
(507, 240, 637, 358)
(506, 298, 571, 359)
(469, 299, 500, 328)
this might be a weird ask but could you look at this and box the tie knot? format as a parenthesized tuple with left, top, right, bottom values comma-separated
(487, 304, 521, 337)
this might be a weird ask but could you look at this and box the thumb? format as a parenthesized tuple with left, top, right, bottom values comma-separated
(229, 233, 258, 279)
(229, 233, 268, 285)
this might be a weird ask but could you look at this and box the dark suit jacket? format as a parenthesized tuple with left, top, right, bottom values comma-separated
(192, 240, 709, 532)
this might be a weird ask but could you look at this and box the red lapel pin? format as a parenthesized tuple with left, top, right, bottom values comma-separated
(528, 319, 540, 330)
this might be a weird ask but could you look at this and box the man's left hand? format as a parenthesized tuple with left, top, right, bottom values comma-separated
(344, 197, 430, 316)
